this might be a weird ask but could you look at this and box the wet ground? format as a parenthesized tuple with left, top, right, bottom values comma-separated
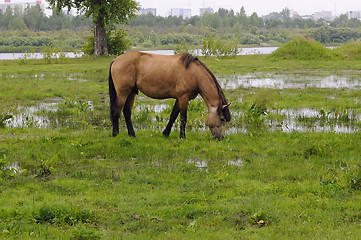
(218, 71, 361, 90)
(3, 71, 361, 134)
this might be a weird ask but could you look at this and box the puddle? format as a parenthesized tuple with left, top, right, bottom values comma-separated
(29, 73, 88, 82)
(67, 73, 88, 82)
(271, 108, 359, 133)
(271, 111, 359, 134)
(218, 72, 361, 90)
(33, 73, 45, 80)
(188, 159, 208, 171)
(7, 162, 21, 172)
(4, 99, 96, 129)
(229, 107, 360, 134)
(1, 161, 24, 175)
(5, 103, 59, 128)
(187, 159, 244, 171)
(135, 104, 170, 113)
(228, 159, 244, 167)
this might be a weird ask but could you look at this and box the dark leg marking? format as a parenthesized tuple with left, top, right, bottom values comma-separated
(163, 100, 180, 137)
(123, 93, 136, 137)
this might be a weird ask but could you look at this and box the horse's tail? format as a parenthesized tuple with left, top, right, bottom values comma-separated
(109, 62, 117, 114)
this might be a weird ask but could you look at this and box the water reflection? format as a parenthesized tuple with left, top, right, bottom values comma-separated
(229, 107, 359, 134)
(5, 103, 59, 128)
(218, 72, 361, 89)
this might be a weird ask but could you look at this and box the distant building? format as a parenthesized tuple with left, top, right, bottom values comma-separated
(313, 11, 333, 21)
(291, 11, 300, 18)
(199, 8, 214, 17)
(0, 0, 45, 13)
(347, 11, 361, 20)
(137, 8, 156, 16)
(300, 15, 313, 20)
(171, 8, 191, 19)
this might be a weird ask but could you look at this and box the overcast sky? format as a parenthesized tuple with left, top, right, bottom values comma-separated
(5, 0, 360, 17)
(137, 0, 360, 17)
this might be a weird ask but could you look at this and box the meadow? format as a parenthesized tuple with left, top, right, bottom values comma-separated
(1, 47, 361, 239)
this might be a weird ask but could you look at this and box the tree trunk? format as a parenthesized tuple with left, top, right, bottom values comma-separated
(94, 18, 108, 55)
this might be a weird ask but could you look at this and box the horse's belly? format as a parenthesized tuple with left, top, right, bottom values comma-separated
(137, 77, 177, 99)
(138, 86, 174, 99)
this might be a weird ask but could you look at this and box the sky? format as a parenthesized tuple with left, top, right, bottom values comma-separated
(3, 0, 360, 17)
(137, 0, 361, 17)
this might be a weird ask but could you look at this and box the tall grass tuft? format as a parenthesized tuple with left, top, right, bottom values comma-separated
(270, 37, 342, 60)
(336, 41, 361, 60)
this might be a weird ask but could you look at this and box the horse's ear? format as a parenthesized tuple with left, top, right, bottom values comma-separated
(222, 103, 231, 109)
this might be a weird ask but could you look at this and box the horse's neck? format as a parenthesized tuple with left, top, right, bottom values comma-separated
(198, 75, 220, 111)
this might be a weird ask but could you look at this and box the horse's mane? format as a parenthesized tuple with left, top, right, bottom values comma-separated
(180, 53, 231, 121)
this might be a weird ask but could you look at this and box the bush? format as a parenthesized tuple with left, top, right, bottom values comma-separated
(83, 28, 131, 55)
(270, 37, 342, 60)
(201, 35, 239, 58)
(107, 28, 131, 55)
(173, 40, 198, 55)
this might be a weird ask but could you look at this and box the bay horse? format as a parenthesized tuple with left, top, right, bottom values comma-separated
(108, 51, 231, 139)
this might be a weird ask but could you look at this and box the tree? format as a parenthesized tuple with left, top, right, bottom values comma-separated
(24, 5, 46, 31)
(280, 8, 290, 21)
(47, 0, 139, 55)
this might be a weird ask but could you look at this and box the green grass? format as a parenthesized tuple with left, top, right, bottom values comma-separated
(1, 52, 361, 239)
(1, 129, 361, 239)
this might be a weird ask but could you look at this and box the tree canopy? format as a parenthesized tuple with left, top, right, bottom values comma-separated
(47, 0, 139, 55)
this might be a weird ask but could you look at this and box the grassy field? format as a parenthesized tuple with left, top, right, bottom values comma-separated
(1, 53, 361, 239)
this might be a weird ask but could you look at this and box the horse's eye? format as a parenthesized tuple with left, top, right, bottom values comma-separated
(220, 118, 226, 122)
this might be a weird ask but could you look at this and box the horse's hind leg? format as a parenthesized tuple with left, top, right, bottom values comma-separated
(163, 100, 180, 137)
(111, 92, 131, 137)
(111, 101, 120, 137)
(123, 91, 136, 137)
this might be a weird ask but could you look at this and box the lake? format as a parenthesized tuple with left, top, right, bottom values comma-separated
(0, 47, 278, 60)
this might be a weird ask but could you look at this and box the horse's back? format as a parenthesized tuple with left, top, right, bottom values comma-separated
(111, 52, 192, 99)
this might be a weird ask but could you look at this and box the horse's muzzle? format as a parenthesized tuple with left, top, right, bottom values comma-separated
(209, 124, 226, 140)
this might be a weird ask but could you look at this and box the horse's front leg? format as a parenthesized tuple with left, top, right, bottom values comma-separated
(178, 99, 189, 139)
(179, 110, 187, 138)
(163, 100, 180, 137)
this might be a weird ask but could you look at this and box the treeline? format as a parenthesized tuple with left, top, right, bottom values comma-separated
(128, 7, 361, 48)
(0, 30, 86, 52)
(1, 4, 360, 34)
(0, 5, 91, 31)
(130, 7, 361, 30)
(0, 4, 360, 52)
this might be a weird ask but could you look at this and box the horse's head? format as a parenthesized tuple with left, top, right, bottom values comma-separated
(208, 103, 231, 140)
